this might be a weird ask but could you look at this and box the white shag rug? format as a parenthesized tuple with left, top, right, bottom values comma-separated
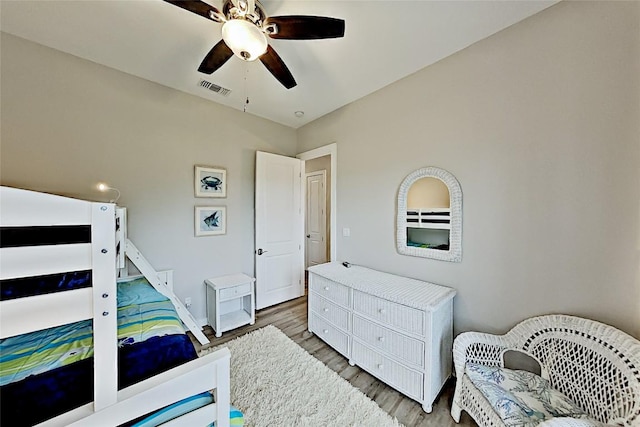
(199, 325, 402, 427)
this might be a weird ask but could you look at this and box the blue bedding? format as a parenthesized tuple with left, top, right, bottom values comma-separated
(0, 334, 197, 427)
(0, 300, 186, 386)
(1, 279, 182, 386)
(0, 277, 198, 427)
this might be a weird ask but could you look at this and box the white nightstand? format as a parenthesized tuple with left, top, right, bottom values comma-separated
(204, 273, 256, 338)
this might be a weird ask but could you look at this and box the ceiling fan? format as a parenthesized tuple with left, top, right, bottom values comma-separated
(164, 0, 345, 89)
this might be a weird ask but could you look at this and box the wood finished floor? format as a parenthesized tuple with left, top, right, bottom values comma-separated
(191, 295, 477, 427)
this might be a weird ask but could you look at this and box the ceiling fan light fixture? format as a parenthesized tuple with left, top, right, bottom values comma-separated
(163, 0, 345, 89)
(222, 19, 267, 61)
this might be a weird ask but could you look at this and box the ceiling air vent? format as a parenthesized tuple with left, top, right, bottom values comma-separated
(198, 79, 231, 97)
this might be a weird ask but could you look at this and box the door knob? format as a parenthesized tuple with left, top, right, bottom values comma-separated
(306, 234, 311, 238)
(257, 248, 268, 255)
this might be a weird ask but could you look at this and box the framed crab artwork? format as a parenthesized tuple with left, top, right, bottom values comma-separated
(195, 166, 226, 198)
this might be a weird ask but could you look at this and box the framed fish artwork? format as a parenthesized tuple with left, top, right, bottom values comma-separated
(195, 206, 226, 236)
(195, 166, 226, 198)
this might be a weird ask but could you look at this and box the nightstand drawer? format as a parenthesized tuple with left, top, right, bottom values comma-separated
(353, 290, 425, 336)
(219, 283, 252, 300)
(310, 292, 350, 330)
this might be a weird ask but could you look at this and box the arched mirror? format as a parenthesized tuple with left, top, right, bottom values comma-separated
(397, 167, 462, 262)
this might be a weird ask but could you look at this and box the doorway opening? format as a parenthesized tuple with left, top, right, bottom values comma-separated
(297, 143, 337, 276)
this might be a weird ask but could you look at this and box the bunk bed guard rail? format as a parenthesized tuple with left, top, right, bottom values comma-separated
(0, 187, 229, 426)
(0, 186, 118, 410)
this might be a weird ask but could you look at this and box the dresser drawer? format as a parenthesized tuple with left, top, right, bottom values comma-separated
(353, 290, 425, 336)
(219, 282, 252, 300)
(352, 339, 423, 401)
(352, 314, 424, 368)
(310, 292, 350, 331)
(310, 313, 350, 356)
(311, 275, 350, 307)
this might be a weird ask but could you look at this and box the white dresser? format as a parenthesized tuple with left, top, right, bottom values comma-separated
(307, 262, 456, 413)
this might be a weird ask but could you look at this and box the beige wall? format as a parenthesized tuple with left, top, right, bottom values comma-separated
(298, 1, 640, 338)
(0, 33, 297, 323)
(407, 177, 450, 209)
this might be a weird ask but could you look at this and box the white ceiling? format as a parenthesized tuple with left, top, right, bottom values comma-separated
(1, 0, 557, 129)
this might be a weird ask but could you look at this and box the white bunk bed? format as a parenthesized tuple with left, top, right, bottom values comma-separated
(0, 186, 230, 427)
(406, 207, 451, 230)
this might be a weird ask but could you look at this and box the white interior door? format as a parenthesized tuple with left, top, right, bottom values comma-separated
(255, 151, 304, 310)
(305, 171, 327, 268)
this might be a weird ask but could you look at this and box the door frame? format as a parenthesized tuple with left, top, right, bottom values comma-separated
(297, 143, 337, 262)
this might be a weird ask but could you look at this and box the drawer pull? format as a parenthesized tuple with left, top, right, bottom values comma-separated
(377, 336, 385, 342)
(323, 329, 329, 334)
(378, 308, 386, 314)
(323, 308, 329, 312)
(377, 364, 384, 370)
(324, 286, 330, 291)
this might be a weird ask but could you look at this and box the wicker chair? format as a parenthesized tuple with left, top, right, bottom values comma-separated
(451, 315, 640, 427)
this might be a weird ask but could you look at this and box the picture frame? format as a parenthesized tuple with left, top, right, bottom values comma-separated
(195, 166, 226, 198)
(195, 206, 226, 236)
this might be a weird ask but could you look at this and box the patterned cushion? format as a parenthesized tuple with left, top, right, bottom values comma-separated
(465, 362, 594, 427)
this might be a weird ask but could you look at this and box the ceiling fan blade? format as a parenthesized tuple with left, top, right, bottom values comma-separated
(259, 45, 297, 89)
(264, 16, 345, 40)
(198, 40, 234, 74)
(163, 0, 224, 23)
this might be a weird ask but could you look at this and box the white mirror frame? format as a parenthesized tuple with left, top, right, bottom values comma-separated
(397, 167, 462, 262)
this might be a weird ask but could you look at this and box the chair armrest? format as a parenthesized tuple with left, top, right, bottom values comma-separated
(452, 331, 512, 379)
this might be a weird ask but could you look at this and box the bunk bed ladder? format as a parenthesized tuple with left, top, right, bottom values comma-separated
(125, 239, 210, 345)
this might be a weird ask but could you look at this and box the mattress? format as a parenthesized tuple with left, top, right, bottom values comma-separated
(0, 277, 198, 427)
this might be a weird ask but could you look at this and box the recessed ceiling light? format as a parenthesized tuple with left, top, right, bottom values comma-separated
(294, 111, 304, 118)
